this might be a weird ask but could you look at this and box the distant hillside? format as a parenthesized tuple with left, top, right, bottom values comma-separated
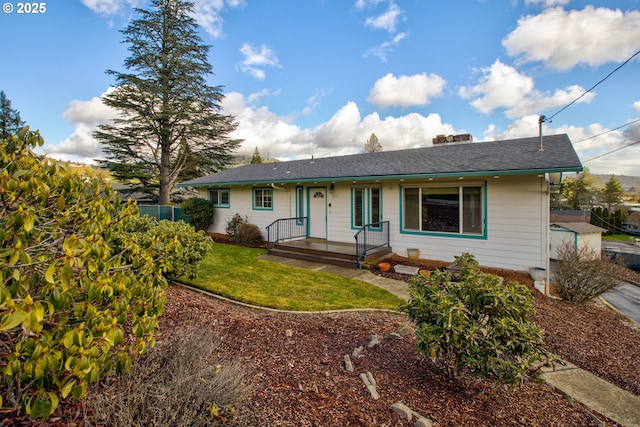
(592, 174, 640, 193)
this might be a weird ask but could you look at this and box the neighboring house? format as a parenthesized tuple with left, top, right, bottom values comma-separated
(549, 222, 606, 260)
(177, 134, 582, 272)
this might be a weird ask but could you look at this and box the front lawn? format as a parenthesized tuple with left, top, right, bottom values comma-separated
(180, 244, 405, 311)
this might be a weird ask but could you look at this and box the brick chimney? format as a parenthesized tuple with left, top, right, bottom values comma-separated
(432, 134, 473, 145)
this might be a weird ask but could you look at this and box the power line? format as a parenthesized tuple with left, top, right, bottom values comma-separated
(545, 49, 640, 122)
(573, 117, 640, 144)
(583, 139, 640, 163)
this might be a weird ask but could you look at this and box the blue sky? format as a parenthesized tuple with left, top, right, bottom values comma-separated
(1, 0, 639, 176)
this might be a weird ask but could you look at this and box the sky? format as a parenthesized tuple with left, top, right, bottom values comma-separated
(1, 0, 639, 177)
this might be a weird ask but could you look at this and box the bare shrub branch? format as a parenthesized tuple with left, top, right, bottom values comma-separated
(85, 328, 251, 426)
(554, 241, 619, 303)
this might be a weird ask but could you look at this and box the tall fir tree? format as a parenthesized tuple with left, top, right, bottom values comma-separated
(0, 90, 25, 141)
(94, 0, 241, 204)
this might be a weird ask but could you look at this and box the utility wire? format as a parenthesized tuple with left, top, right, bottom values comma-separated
(573, 117, 640, 144)
(545, 49, 640, 122)
(583, 139, 640, 163)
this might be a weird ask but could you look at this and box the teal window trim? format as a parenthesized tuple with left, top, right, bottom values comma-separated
(252, 187, 273, 210)
(209, 188, 230, 208)
(351, 186, 383, 231)
(295, 186, 304, 225)
(399, 182, 487, 239)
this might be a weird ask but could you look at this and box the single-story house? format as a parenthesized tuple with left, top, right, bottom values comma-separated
(550, 222, 606, 260)
(177, 134, 582, 273)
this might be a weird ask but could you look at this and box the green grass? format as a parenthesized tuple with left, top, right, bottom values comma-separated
(180, 244, 405, 311)
(602, 234, 639, 242)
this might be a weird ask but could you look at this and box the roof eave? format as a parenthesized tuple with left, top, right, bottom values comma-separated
(176, 165, 584, 188)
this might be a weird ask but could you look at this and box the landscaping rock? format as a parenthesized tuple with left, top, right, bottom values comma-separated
(352, 345, 364, 358)
(390, 402, 413, 421)
(414, 416, 433, 427)
(368, 334, 381, 348)
(343, 354, 353, 372)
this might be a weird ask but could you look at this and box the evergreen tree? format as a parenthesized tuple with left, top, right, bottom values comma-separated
(0, 90, 25, 140)
(94, 0, 241, 204)
(250, 146, 263, 164)
(602, 176, 624, 213)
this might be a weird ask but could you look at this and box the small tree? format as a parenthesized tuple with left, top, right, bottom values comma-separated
(224, 213, 248, 240)
(250, 147, 263, 164)
(181, 197, 215, 232)
(602, 176, 624, 213)
(554, 241, 618, 303)
(402, 253, 553, 388)
(364, 133, 382, 153)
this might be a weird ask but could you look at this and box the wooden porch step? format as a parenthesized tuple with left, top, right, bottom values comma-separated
(269, 247, 358, 269)
(269, 242, 393, 269)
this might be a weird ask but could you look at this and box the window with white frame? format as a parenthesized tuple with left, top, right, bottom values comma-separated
(253, 187, 273, 210)
(209, 189, 230, 207)
(402, 185, 483, 235)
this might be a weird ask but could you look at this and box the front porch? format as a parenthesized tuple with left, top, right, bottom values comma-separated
(268, 238, 393, 269)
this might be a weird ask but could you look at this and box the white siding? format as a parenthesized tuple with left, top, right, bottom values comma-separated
(550, 228, 602, 260)
(199, 185, 296, 238)
(197, 174, 551, 272)
(386, 175, 549, 272)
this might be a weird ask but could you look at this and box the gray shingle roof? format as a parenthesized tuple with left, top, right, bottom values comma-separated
(178, 133, 582, 187)
(551, 222, 607, 234)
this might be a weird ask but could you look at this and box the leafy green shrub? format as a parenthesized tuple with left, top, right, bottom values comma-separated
(554, 241, 618, 303)
(402, 253, 553, 388)
(85, 328, 250, 426)
(0, 129, 167, 420)
(235, 223, 264, 247)
(181, 197, 215, 232)
(114, 215, 213, 280)
(224, 213, 248, 240)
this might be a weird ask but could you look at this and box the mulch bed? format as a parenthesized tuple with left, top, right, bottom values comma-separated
(3, 246, 640, 426)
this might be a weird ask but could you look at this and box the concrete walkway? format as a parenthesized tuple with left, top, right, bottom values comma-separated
(259, 254, 640, 427)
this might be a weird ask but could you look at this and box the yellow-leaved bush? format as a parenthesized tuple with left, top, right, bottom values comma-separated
(0, 128, 210, 421)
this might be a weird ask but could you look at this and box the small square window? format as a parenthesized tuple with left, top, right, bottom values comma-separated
(253, 188, 273, 210)
(209, 189, 230, 208)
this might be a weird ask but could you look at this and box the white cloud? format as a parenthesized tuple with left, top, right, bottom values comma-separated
(82, 0, 244, 38)
(459, 60, 594, 118)
(364, 2, 403, 33)
(481, 115, 640, 176)
(506, 84, 595, 118)
(191, 0, 245, 38)
(503, 6, 640, 70)
(46, 91, 118, 163)
(364, 32, 407, 62)
(524, 0, 570, 7)
(368, 73, 446, 108)
(238, 42, 281, 80)
(221, 91, 460, 160)
(81, 0, 141, 15)
(459, 61, 534, 114)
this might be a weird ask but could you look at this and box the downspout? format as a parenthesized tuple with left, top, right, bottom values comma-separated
(542, 174, 551, 295)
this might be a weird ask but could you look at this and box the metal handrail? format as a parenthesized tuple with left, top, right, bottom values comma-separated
(266, 217, 308, 252)
(354, 221, 390, 269)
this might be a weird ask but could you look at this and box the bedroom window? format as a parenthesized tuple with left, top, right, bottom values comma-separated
(402, 185, 484, 235)
(253, 187, 273, 210)
(209, 189, 229, 208)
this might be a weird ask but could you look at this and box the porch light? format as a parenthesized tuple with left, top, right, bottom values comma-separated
(329, 183, 335, 193)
